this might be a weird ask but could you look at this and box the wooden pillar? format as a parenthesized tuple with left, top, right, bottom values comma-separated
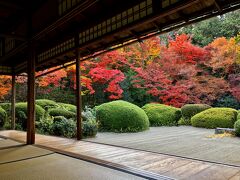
(27, 47, 36, 144)
(76, 48, 82, 140)
(11, 74, 16, 129)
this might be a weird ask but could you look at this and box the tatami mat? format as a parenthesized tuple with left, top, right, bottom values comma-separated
(0, 145, 53, 164)
(0, 138, 149, 180)
(0, 139, 22, 149)
(0, 153, 146, 180)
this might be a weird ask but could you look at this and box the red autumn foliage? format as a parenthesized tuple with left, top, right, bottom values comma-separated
(3, 34, 238, 107)
(38, 68, 67, 87)
(0, 76, 11, 100)
(89, 67, 125, 99)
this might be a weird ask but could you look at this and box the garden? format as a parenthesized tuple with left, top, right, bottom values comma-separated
(0, 11, 240, 142)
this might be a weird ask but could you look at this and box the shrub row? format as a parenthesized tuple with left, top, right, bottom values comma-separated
(0, 100, 96, 138)
(37, 116, 98, 138)
(1, 99, 239, 136)
(94, 101, 240, 133)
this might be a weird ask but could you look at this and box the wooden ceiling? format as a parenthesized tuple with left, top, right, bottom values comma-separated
(0, 0, 240, 75)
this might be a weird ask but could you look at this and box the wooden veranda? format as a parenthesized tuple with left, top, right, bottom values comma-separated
(0, 0, 240, 145)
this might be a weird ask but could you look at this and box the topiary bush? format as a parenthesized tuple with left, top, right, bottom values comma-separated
(142, 103, 181, 126)
(36, 99, 58, 110)
(181, 104, 212, 125)
(51, 116, 76, 138)
(234, 120, 240, 137)
(0, 107, 7, 128)
(57, 103, 77, 113)
(96, 100, 149, 132)
(48, 108, 76, 119)
(191, 108, 238, 129)
(15, 102, 45, 130)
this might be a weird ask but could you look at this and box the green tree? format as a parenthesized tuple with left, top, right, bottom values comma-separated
(177, 10, 240, 46)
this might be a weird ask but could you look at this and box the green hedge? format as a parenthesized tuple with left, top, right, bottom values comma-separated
(0, 103, 11, 117)
(181, 104, 211, 125)
(234, 120, 240, 136)
(0, 107, 7, 128)
(82, 106, 96, 121)
(51, 116, 76, 138)
(57, 103, 77, 113)
(191, 108, 238, 129)
(83, 120, 98, 137)
(49, 108, 76, 119)
(178, 117, 191, 126)
(36, 118, 53, 135)
(36, 99, 58, 110)
(50, 116, 98, 138)
(15, 103, 45, 130)
(142, 103, 181, 126)
(96, 100, 149, 132)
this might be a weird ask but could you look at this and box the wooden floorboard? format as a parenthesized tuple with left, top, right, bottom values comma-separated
(0, 130, 240, 180)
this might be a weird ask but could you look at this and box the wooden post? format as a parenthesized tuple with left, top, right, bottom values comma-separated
(76, 48, 82, 140)
(11, 74, 16, 130)
(27, 47, 36, 144)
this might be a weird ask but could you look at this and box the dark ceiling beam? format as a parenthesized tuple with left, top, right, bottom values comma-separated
(0, 42, 28, 63)
(179, 11, 189, 22)
(0, 33, 27, 41)
(214, 0, 223, 13)
(12, 0, 240, 75)
(152, 22, 162, 31)
(129, 30, 143, 43)
(0, 1, 24, 10)
(33, 0, 99, 41)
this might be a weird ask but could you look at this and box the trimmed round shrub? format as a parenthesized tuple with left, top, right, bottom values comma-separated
(181, 104, 212, 125)
(237, 110, 240, 120)
(51, 116, 76, 138)
(191, 108, 238, 129)
(142, 103, 181, 126)
(58, 103, 77, 113)
(15, 103, 45, 130)
(0, 107, 7, 128)
(96, 100, 149, 132)
(36, 99, 58, 110)
(234, 120, 240, 136)
(49, 108, 76, 119)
